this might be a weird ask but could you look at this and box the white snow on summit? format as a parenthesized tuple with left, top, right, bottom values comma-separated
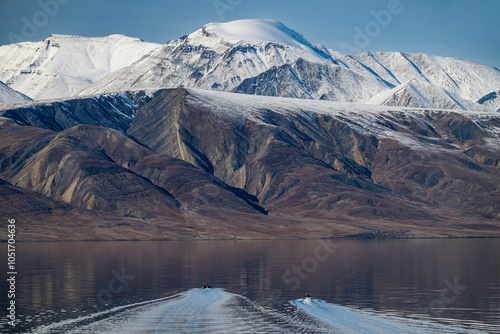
(204, 19, 325, 55)
(79, 19, 376, 100)
(182, 18, 332, 63)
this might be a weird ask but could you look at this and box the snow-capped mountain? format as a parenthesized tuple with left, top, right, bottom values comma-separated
(79, 19, 500, 112)
(0, 81, 32, 105)
(365, 79, 485, 110)
(0, 34, 160, 100)
(80, 19, 389, 102)
(2, 19, 500, 112)
(346, 51, 500, 110)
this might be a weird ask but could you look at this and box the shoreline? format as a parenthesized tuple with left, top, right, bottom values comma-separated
(4, 235, 500, 243)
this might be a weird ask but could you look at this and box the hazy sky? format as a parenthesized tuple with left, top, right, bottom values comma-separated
(1, 0, 499, 68)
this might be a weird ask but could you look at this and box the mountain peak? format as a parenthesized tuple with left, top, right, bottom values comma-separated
(203, 19, 310, 47)
(190, 19, 331, 61)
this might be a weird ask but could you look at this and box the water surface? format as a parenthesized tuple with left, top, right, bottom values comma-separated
(1, 239, 499, 332)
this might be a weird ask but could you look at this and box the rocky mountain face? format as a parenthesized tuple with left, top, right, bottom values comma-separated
(478, 90, 500, 112)
(1, 92, 138, 132)
(1, 88, 499, 240)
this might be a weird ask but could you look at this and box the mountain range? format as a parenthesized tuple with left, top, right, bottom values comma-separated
(2, 20, 500, 112)
(1, 19, 499, 240)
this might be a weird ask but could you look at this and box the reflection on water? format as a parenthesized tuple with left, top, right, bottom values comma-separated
(1, 239, 499, 332)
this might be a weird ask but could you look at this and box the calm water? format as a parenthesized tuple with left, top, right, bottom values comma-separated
(2, 239, 500, 333)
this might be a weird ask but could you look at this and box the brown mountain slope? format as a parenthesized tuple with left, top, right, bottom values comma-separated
(0, 118, 324, 240)
(1, 89, 499, 240)
(129, 89, 500, 225)
(0, 177, 181, 241)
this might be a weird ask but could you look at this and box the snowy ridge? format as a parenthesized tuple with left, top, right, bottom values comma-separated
(0, 81, 32, 105)
(185, 88, 500, 152)
(367, 80, 437, 108)
(347, 51, 500, 104)
(203, 19, 331, 59)
(366, 79, 491, 111)
(0, 34, 160, 100)
(185, 87, 499, 119)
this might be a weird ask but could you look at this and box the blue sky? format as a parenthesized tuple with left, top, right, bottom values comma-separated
(1, 0, 499, 68)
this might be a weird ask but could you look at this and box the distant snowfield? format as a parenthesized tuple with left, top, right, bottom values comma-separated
(35, 289, 485, 333)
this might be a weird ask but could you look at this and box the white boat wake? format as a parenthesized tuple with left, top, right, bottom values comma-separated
(291, 298, 485, 334)
(36, 289, 485, 333)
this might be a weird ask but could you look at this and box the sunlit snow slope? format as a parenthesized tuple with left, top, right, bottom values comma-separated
(0, 34, 159, 100)
(0, 80, 32, 105)
(204, 19, 329, 56)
